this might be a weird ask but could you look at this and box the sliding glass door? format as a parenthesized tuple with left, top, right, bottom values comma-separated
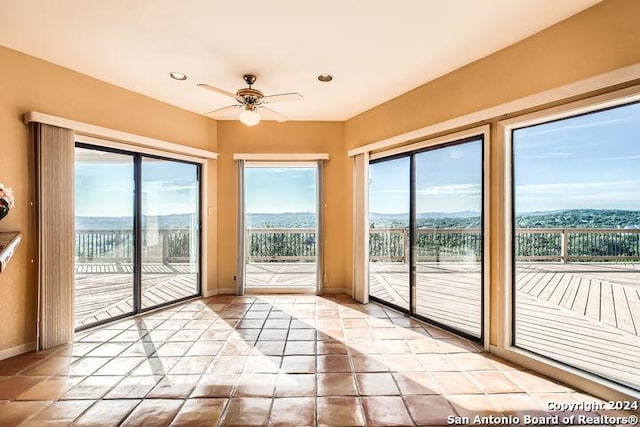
(414, 141, 483, 338)
(368, 137, 484, 341)
(512, 101, 640, 391)
(141, 158, 200, 309)
(74, 144, 201, 330)
(75, 148, 136, 329)
(243, 163, 319, 292)
(369, 156, 410, 310)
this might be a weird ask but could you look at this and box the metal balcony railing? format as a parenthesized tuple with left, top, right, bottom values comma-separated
(75, 227, 640, 264)
(247, 228, 316, 262)
(369, 227, 640, 263)
(75, 229, 195, 263)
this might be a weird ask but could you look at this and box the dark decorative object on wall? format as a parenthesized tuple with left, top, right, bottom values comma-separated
(0, 182, 14, 221)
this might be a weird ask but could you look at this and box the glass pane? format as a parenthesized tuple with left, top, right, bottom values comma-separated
(414, 141, 483, 338)
(513, 101, 640, 390)
(369, 157, 410, 310)
(141, 158, 200, 309)
(244, 166, 317, 289)
(74, 147, 135, 329)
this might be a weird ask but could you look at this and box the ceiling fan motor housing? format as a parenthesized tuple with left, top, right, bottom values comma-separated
(236, 87, 264, 106)
(199, 73, 300, 121)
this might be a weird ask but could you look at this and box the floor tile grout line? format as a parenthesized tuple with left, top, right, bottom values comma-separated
(1, 293, 614, 427)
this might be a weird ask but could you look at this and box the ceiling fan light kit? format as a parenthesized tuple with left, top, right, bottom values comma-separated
(198, 74, 303, 126)
(239, 107, 261, 126)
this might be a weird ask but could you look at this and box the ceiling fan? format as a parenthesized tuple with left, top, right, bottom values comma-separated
(198, 74, 303, 126)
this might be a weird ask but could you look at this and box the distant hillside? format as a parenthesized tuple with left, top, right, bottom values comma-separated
(370, 209, 640, 229)
(515, 209, 640, 229)
(76, 209, 640, 231)
(247, 212, 316, 228)
(370, 211, 481, 229)
(76, 213, 197, 230)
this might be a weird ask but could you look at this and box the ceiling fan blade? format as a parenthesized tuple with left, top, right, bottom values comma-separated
(261, 92, 303, 104)
(259, 106, 288, 122)
(197, 83, 239, 100)
(206, 105, 240, 116)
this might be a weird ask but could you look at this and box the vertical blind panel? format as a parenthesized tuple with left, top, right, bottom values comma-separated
(316, 160, 324, 294)
(236, 159, 245, 295)
(352, 153, 369, 303)
(35, 123, 75, 350)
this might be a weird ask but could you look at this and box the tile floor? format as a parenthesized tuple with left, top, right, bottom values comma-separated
(0, 294, 637, 426)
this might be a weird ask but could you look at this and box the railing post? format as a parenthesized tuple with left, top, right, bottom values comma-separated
(403, 228, 410, 264)
(561, 229, 569, 263)
(162, 231, 169, 265)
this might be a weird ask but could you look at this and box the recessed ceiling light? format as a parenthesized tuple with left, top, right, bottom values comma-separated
(169, 72, 188, 81)
(317, 74, 333, 82)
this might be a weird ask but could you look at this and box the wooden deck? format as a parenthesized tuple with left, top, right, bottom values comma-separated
(515, 262, 640, 336)
(245, 262, 317, 289)
(371, 261, 640, 389)
(370, 262, 482, 337)
(74, 263, 198, 328)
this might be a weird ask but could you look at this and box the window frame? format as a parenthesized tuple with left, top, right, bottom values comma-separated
(74, 142, 204, 331)
(497, 84, 640, 401)
(368, 125, 491, 350)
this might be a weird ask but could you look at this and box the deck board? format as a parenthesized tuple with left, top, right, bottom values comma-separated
(245, 262, 317, 289)
(626, 287, 640, 334)
(74, 262, 198, 328)
(584, 280, 601, 321)
(613, 283, 636, 334)
(369, 262, 482, 337)
(371, 261, 640, 390)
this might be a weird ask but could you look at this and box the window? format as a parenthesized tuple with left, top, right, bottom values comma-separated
(369, 132, 486, 341)
(75, 144, 201, 330)
(511, 100, 640, 391)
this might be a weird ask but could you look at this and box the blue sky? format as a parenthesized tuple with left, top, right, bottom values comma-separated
(76, 101, 639, 217)
(75, 154, 198, 217)
(513, 101, 640, 213)
(245, 167, 317, 214)
(369, 140, 482, 214)
(76, 158, 316, 217)
(369, 101, 640, 215)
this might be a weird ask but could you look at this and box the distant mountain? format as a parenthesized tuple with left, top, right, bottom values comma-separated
(370, 209, 640, 229)
(370, 211, 480, 220)
(370, 212, 481, 229)
(247, 212, 316, 228)
(76, 209, 640, 231)
(515, 209, 640, 229)
(76, 213, 197, 230)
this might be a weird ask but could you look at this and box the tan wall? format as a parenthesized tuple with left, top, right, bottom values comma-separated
(2, 0, 639, 354)
(216, 121, 345, 292)
(344, 0, 640, 344)
(345, 0, 640, 149)
(0, 45, 218, 353)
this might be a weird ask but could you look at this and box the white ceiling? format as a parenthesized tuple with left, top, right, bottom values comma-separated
(0, 0, 601, 121)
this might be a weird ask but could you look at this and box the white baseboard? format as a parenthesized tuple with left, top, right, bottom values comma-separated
(322, 287, 349, 295)
(246, 287, 317, 294)
(206, 286, 348, 296)
(202, 287, 237, 297)
(0, 341, 36, 361)
(202, 288, 217, 297)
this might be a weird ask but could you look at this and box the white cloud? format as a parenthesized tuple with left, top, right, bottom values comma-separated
(372, 183, 482, 198)
(416, 183, 481, 196)
(516, 180, 640, 193)
(515, 180, 640, 211)
(598, 154, 640, 161)
(516, 117, 625, 139)
(518, 151, 573, 159)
